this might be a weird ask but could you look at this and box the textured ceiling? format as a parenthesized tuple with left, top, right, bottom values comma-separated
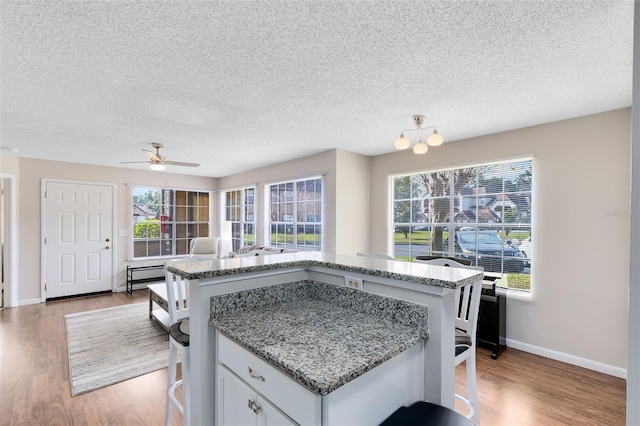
(0, 1, 634, 178)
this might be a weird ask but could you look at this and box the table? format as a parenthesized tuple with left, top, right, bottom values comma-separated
(147, 282, 187, 331)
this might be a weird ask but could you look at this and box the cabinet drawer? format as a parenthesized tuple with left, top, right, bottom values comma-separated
(218, 334, 319, 426)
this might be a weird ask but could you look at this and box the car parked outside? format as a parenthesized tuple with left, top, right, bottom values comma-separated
(446, 230, 526, 273)
(519, 236, 532, 265)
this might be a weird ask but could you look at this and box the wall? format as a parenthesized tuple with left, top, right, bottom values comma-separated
(218, 149, 370, 255)
(335, 150, 370, 255)
(370, 108, 631, 373)
(14, 158, 216, 303)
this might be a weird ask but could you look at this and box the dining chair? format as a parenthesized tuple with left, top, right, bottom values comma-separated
(164, 262, 191, 426)
(414, 257, 483, 424)
(189, 237, 222, 258)
(356, 252, 396, 260)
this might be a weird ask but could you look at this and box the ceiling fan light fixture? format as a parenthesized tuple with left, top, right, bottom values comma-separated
(149, 162, 166, 171)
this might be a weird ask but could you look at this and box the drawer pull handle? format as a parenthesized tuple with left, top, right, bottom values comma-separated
(247, 399, 261, 414)
(248, 367, 265, 382)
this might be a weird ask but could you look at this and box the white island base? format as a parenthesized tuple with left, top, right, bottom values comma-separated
(217, 334, 422, 426)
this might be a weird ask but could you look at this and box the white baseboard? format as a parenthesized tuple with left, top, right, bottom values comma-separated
(506, 338, 627, 379)
(18, 298, 42, 306)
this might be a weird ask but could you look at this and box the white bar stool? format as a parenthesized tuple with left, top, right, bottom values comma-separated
(164, 263, 191, 426)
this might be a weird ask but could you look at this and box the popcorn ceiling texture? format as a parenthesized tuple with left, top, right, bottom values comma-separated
(0, 1, 633, 177)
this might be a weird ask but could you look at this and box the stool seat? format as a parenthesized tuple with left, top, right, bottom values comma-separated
(169, 319, 190, 347)
(380, 401, 476, 426)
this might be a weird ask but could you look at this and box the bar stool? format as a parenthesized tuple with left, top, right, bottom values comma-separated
(380, 401, 476, 426)
(414, 257, 483, 424)
(164, 263, 191, 426)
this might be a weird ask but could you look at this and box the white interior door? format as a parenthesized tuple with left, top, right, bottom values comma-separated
(44, 181, 113, 298)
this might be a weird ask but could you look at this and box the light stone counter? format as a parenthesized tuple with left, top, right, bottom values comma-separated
(210, 280, 429, 396)
(167, 251, 480, 289)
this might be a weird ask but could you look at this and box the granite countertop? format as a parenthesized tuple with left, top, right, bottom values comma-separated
(168, 251, 481, 289)
(210, 280, 429, 396)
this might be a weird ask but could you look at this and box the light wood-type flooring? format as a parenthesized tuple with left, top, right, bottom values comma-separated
(0, 291, 626, 425)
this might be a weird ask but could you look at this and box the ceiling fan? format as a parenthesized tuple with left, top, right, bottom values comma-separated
(120, 143, 200, 170)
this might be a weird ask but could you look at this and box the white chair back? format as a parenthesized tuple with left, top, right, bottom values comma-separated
(356, 252, 396, 260)
(189, 237, 221, 257)
(414, 258, 483, 345)
(164, 262, 189, 323)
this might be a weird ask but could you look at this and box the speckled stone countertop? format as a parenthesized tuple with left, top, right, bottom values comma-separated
(168, 252, 481, 289)
(210, 280, 429, 396)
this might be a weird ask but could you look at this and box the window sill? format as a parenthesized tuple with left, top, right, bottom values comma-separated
(497, 287, 533, 302)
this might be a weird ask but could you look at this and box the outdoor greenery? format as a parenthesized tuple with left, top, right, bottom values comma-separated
(270, 233, 320, 244)
(133, 219, 160, 239)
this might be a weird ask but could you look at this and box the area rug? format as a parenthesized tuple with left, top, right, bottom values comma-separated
(65, 302, 169, 396)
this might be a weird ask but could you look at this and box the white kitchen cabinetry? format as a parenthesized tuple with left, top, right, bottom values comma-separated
(216, 333, 422, 426)
(218, 366, 295, 426)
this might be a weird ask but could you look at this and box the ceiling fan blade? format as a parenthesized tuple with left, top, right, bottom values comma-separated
(119, 160, 151, 164)
(165, 160, 200, 167)
(142, 149, 161, 162)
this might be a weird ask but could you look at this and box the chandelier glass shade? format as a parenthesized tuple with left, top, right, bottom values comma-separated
(394, 115, 444, 154)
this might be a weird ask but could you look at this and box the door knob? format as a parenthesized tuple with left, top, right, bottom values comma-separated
(105, 246, 110, 250)
(106, 238, 110, 242)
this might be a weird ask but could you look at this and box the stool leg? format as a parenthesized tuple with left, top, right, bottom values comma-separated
(165, 342, 178, 426)
(182, 346, 191, 426)
(467, 352, 479, 424)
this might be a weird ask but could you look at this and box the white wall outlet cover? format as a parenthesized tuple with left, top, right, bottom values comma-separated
(344, 276, 363, 290)
(119, 230, 127, 237)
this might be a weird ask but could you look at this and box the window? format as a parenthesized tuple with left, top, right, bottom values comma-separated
(392, 159, 532, 292)
(131, 186, 210, 258)
(224, 187, 256, 252)
(269, 177, 322, 251)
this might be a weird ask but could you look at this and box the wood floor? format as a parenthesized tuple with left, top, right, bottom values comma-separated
(0, 292, 626, 426)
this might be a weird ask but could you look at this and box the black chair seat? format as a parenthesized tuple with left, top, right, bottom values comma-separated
(380, 401, 475, 426)
(169, 318, 190, 347)
(455, 329, 472, 356)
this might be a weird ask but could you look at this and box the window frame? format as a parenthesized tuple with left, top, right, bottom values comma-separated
(267, 176, 323, 252)
(391, 158, 533, 296)
(128, 185, 212, 260)
(222, 186, 256, 252)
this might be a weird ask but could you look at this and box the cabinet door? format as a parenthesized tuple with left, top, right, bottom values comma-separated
(258, 396, 297, 426)
(218, 366, 259, 426)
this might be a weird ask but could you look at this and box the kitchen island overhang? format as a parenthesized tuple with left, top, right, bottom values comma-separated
(167, 252, 482, 425)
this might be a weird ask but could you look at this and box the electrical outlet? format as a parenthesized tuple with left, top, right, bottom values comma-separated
(344, 276, 363, 290)
(119, 230, 127, 237)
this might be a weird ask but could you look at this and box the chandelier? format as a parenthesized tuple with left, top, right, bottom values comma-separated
(394, 114, 444, 154)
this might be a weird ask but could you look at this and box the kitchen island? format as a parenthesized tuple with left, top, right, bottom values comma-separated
(167, 252, 482, 425)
